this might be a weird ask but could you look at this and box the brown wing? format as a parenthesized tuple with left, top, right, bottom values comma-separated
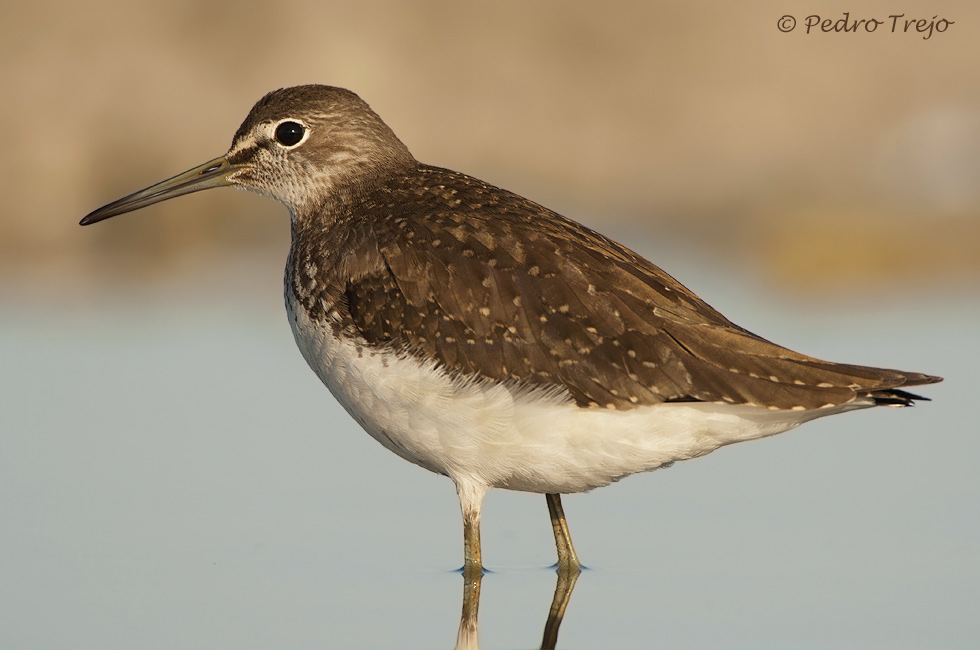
(341, 166, 940, 410)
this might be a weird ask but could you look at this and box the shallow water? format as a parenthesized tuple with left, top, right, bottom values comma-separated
(2, 244, 977, 649)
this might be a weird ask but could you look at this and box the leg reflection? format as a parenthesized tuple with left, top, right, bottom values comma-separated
(455, 571, 482, 650)
(453, 566, 581, 650)
(540, 569, 580, 650)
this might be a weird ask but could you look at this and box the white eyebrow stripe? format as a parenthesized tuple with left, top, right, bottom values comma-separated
(226, 137, 257, 158)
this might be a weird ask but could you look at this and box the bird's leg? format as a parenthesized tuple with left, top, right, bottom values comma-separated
(463, 511, 483, 579)
(546, 493, 583, 575)
(457, 480, 489, 579)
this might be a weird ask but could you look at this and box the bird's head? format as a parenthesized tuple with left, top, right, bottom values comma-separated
(81, 85, 415, 226)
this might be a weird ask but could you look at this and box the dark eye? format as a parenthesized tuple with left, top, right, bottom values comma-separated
(274, 121, 306, 147)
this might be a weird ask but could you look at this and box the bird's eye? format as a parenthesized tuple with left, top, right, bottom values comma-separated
(274, 121, 306, 147)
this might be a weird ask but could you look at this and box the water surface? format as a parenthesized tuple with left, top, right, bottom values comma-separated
(2, 247, 977, 649)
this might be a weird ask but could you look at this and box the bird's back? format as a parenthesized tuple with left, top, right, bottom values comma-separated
(286, 163, 940, 414)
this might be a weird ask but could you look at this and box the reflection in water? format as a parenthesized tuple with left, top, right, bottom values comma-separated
(455, 573, 481, 650)
(455, 569, 581, 650)
(540, 571, 580, 650)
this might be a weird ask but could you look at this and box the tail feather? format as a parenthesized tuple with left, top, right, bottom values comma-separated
(867, 387, 936, 407)
(860, 367, 942, 406)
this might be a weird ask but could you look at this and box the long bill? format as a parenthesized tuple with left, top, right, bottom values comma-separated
(80, 156, 240, 225)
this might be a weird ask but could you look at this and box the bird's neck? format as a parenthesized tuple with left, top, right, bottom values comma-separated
(287, 160, 417, 234)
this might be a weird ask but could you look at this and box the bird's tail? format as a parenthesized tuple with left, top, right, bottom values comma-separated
(865, 372, 942, 406)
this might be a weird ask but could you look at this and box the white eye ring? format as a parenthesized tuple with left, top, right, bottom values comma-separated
(272, 118, 310, 148)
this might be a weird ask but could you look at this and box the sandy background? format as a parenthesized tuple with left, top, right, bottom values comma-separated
(3, 0, 978, 296)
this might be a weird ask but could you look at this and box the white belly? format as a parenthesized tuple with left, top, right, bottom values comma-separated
(287, 298, 864, 493)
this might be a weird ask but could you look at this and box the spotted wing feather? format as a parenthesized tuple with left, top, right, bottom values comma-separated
(317, 165, 940, 410)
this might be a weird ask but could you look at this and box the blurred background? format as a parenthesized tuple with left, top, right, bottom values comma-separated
(2, 1, 978, 649)
(3, 0, 979, 295)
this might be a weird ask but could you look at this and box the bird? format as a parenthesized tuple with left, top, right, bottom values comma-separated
(81, 85, 941, 576)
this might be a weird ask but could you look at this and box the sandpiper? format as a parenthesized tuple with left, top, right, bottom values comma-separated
(81, 85, 941, 576)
